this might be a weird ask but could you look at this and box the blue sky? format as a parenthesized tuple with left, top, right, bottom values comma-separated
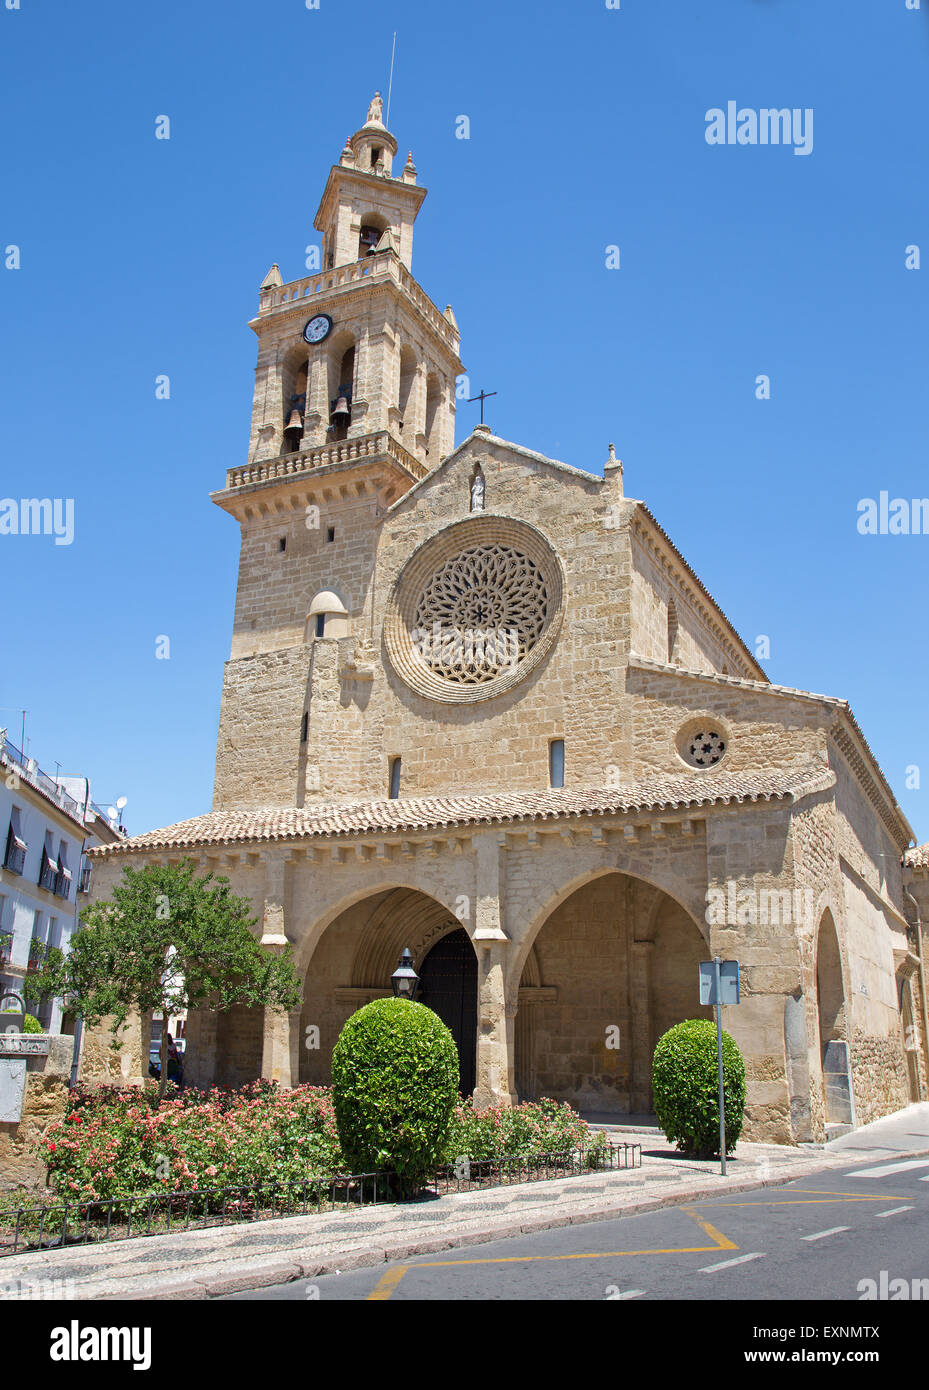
(1, 0, 927, 841)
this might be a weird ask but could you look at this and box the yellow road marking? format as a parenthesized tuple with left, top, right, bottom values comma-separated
(706, 1195, 905, 1208)
(366, 1266, 409, 1300)
(364, 1206, 736, 1296)
(783, 1189, 908, 1199)
(679, 1205, 738, 1251)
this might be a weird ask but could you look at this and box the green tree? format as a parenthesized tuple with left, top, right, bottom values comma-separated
(25, 859, 301, 1099)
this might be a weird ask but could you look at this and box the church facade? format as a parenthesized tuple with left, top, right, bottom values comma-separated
(88, 97, 929, 1144)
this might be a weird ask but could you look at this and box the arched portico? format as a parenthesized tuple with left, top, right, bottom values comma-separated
(299, 884, 469, 1085)
(512, 870, 710, 1115)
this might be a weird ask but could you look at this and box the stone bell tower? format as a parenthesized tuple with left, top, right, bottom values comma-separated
(209, 95, 465, 812)
(242, 92, 463, 471)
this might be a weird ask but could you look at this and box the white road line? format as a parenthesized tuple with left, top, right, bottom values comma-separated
(606, 1289, 647, 1300)
(802, 1227, 850, 1242)
(849, 1159, 929, 1177)
(876, 1206, 914, 1217)
(699, 1252, 765, 1273)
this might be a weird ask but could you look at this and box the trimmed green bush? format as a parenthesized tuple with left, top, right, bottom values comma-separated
(652, 1019, 745, 1158)
(22, 1013, 44, 1034)
(331, 998, 459, 1187)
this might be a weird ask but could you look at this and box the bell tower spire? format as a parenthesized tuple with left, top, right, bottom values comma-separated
(315, 94, 423, 272)
(214, 93, 463, 507)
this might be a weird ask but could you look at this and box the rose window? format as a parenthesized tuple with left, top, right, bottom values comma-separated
(685, 729, 726, 767)
(385, 516, 564, 704)
(411, 544, 549, 685)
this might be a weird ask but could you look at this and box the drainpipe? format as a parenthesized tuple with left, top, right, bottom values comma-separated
(903, 883, 929, 1099)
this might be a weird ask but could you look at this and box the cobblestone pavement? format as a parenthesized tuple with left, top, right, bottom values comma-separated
(0, 1106, 925, 1301)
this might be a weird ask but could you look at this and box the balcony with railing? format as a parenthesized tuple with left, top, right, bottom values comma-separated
(224, 428, 429, 492)
(256, 251, 460, 355)
(0, 734, 84, 824)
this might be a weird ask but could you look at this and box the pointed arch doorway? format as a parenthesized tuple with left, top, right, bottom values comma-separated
(418, 929, 477, 1096)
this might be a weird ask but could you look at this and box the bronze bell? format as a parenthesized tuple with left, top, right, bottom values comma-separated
(330, 394, 351, 425)
(284, 408, 303, 434)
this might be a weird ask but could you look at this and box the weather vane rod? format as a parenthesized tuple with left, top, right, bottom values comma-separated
(386, 32, 397, 127)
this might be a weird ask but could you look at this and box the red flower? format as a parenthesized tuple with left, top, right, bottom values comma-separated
(48, 1142, 57, 1152)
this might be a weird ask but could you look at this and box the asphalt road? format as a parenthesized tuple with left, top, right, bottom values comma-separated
(224, 1155, 929, 1302)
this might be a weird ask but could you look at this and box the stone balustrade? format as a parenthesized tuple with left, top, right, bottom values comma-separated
(257, 252, 459, 353)
(225, 430, 428, 491)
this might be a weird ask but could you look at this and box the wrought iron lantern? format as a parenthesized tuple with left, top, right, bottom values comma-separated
(391, 948, 419, 1000)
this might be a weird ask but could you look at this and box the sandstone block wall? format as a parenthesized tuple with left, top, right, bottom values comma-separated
(0, 1036, 74, 1191)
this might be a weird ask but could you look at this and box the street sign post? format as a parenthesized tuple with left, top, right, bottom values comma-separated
(698, 959, 741, 1175)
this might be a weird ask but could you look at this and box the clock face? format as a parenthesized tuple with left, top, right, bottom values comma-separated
(303, 314, 333, 345)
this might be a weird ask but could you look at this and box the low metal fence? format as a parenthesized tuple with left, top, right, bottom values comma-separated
(0, 1142, 640, 1258)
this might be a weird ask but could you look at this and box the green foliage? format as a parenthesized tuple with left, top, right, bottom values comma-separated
(39, 1082, 341, 1202)
(652, 1019, 746, 1158)
(443, 1096, 609, 1164)
(331, 998, 459, 1188)
(22, 1013, 44, 1034)
(25, 858, 302, 1098)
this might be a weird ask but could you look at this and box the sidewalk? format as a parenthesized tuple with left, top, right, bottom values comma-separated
(2, 1104, 926, 1301)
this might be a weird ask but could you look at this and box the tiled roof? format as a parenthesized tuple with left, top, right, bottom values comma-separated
(905, 843, 929, 871)
(88, 765, 837, 858)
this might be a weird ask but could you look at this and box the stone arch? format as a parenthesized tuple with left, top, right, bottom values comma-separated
(350, 886, 462, 986)
(326, 329, 356, 439)
(814, 908, 853, 1127)
(357, 209, 390, 256)
(507, 864, 709, 999)
(292, 878, 466, 976)
(513, 868, 710, 1114)
(297, 882, 471, 1086)
(280, 342, 309, 453)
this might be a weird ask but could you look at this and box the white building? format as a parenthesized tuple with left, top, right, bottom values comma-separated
(0, 734, 124, 1035)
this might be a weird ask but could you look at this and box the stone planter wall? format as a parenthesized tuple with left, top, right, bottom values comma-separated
(0, 1035, 74, 1191)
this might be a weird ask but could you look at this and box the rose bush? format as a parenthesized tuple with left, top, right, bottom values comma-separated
(36, 1082, 608, 1203)
(443, 1096, 608, 1164)
(40, 1081, 342, 1203)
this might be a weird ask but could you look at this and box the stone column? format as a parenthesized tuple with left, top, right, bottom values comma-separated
(251, 346, 283, 462)
(305, 348, 330, 447)
(784, 990, 813, 1142)
(411, 359, 428, 460)
(259, 855, 295, 1087)
(183, 1007, 217, 1090)
(472, 832, 515, 1107)
(630, 940, 654, 1113)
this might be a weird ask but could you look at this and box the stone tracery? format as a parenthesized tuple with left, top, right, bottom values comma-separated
(412, 543, 549, 685)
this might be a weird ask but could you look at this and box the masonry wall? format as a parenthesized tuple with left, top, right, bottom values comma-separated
(0, 1036, 74, 1190)
(626, 663, 829, 782)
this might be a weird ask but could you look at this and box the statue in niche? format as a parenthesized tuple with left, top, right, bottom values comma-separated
(367, 92, 383, 124)
(470, 465, 485, 513)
